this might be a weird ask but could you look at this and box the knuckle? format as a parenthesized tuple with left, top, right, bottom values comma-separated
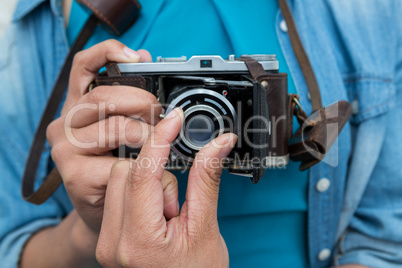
(116, 236, 167, 268)
(204, 166, 223, 183)
(144, 93, 161, 112)
(153, 127, 168, 142)
(119, 117, 135, 137)
(124, 120, 149, 146)
(50, 142, 68, 165)
(195, 167, 221, 195)
(110, 160, 130, 178)
(104, 39, 123, 49)
(95, 242, 112, 266)
(127, 163, 162, 192)
(107, 116, 141, 146)
(129, 167, 158, 189)
(72, 51, 86, 68)
(186, 214, 205, 238)
(148, 133, 170, 152)
(197, 155, 224, 182)
(51, 149, 81, 189)
(162, 172, 178, 193)
(138, 92, 160, 119)
(116, 244, 136, 268)
(144, 91, 158, 106)
(106, 115, 122, 141)
(46, 119, 61, 144)
(87, 86, 109, 105)
(59, 164, 79, 188)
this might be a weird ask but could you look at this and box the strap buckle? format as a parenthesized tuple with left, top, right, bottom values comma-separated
(292, 97, 303, 113)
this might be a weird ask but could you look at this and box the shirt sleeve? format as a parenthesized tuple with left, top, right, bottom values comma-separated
(0, 24, 72, 267)
(336, 6, 402, 267)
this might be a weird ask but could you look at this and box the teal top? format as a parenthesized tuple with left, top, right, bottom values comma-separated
(67, 0, 309, 267)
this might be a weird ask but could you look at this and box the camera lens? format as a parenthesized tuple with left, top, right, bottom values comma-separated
(186, 114, 216, 147)
(180, 104, 223, 151)
(165, 88, 237, 161)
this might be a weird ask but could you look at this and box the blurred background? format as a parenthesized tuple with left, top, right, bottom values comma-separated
(0, 0, 18, 39)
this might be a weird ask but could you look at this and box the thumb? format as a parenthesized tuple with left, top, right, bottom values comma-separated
(184, 133, 237, 223)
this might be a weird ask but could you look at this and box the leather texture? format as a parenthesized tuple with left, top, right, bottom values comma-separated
(76, 0, 141, 35)
(289, 101, 353, 170)
(259, 73, 289, 159)
(237, 57, 289, 160)
(95, 63, 146, 89)
(237, 56, 268, 80)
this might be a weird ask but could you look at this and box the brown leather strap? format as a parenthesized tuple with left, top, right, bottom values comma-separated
(22, 1, 142, 205)
(237, 56, 267, 80)
(278, 0, 323, 111)
(289, 100, 352, 170)
(278, 0, 351, 170)
(22, 15, 98, 204)
(76, 0, 141, 35)
(22, 168, 63, 205)
(95, 63, 146, 89)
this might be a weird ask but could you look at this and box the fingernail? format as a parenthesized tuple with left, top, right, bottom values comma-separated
(176, 201, 180, 213)
(164, 107, 181, 120)
(220, 134, 237, 158)
(123, 46, 141, 60)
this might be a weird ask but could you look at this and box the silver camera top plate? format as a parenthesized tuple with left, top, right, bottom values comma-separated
(117, 54, 279, 73)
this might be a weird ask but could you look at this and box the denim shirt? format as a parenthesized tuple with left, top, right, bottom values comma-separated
(0, 1, 401, 268)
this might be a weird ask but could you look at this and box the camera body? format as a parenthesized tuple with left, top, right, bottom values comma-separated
(110, 54, 289, 182)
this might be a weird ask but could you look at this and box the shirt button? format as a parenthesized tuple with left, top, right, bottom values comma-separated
(316, 178, 330, 192)
(318, 248, 331, 261)
(280, 20, 288, 32)
(351, 100, 359, 115)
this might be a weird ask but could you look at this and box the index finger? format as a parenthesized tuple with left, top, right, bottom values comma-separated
(121, 108, 183, 238)
(132, 107, 184, 181)
(63, 40, 152, 114)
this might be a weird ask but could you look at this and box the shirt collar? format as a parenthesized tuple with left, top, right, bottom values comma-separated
(12, 0, 49, 21)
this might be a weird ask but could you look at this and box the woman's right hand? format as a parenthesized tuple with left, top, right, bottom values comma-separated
(46, 40, 180, 234)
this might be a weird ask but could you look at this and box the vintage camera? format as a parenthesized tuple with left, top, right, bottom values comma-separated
(111, 54, 289, 183)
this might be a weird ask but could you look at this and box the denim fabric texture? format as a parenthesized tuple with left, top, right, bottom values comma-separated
(0, 0, 401, 267)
